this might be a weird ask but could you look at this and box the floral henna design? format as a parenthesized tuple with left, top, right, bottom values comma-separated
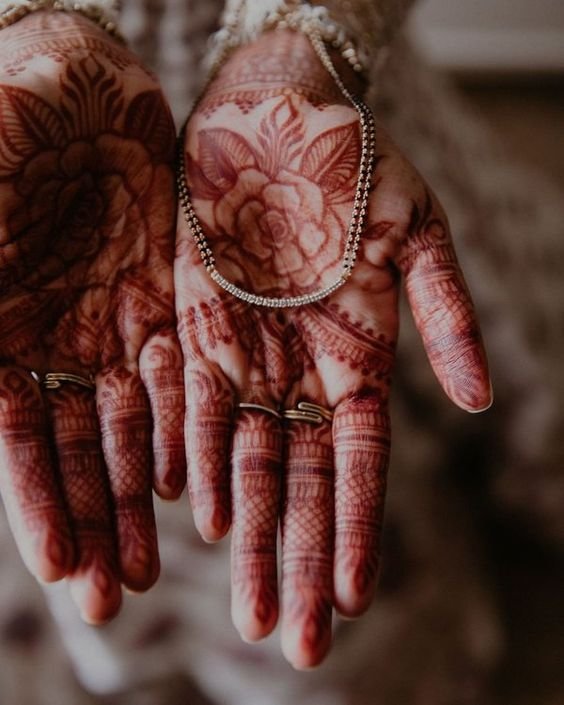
(0, 57, 173, 303)
(178, 28, 491, 668)
(186, 95, 359, 296)
(0, 12, 181, 618)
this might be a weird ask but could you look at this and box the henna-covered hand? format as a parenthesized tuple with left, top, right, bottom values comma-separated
(0, 11, 185, 623)
(176, 30, 491, 668)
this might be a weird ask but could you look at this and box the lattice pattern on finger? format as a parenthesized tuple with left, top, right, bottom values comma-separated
(185, 366, 233, 538)
(0, 369, 73, 577)
(142, 365, 186, 496)
(46, 383, 119, 612)
(231, 410, 282, 637)
(97, 367, 158, 590)
(333, 392, 390, 614)
(47, 386, 110, 521)
(283, 422, 333, 556)
(281, 420, 334, 660)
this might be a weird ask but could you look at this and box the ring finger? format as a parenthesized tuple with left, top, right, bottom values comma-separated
(44, 379, 121, 624)
(230, 400, 282, 642)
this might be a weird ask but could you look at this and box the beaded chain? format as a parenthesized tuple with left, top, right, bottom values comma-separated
(0, 0, 122, 39)
(177, 3, 377, 309)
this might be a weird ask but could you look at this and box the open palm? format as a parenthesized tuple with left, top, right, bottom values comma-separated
(176, 30, 491, 669)
(0, 12, 185, 623)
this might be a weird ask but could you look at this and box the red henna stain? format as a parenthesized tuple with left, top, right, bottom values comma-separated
(187, 95, 359, 298)
(281, 421, 334, 662)
(97, 369, 158, 590)
(176, 37, 491, 664)
(397, 191, 491, 410)
(198, 31, 346, 118)
(0, 370, 73, 578)
(231, 411, 282, 640)
(333, 391, 390, 617)
(0, 47, 176, 365)
(185, 367, 233, 541)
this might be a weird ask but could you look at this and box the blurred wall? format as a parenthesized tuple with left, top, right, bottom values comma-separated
(408, 0, 564, 72)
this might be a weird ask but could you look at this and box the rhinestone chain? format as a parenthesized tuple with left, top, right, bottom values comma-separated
(177, 21, 376, 309)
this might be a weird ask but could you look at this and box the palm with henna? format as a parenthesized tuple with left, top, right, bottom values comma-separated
(176, 29, 492, 669)
(0, 11, 185, 623)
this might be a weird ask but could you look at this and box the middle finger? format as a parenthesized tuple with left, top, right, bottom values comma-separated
(281, 402, 334, 670)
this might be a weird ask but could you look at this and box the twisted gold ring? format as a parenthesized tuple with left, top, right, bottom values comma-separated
(283, 401, 333, 425)
(31, 371, 96, 391)
(238, 401, 333, 425)
(238, 402, 281, 419)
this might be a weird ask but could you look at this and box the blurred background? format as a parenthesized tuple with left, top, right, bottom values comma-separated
(0, 1, 563, 704)
(411, 4, 564, 703)
(408, 0, 564, 192)
(412, 4, 563, 703)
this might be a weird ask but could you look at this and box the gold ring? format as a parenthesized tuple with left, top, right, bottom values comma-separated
(238, 402, 281, 419)
(282, 401, 333, 425)
(33, 371, 96, 391)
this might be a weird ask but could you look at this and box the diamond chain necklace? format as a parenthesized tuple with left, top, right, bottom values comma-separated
(177, 22, 376, 309)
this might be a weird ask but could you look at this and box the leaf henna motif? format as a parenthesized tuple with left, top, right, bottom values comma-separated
(0, 87, 65, 177)
(256, 98, 304, 175)
(301, 121, 360, 197)
(59, 55, 124, 138)
(126, 90, 175, 162)
(197, 129, 257, 194)
(186, 153, 223, 201)
(185, 98, 362, 296)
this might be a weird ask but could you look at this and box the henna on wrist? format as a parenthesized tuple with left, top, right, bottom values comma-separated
(201, 29, 364, 117)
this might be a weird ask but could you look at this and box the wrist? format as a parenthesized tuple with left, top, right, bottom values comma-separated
(215, 28, 364, 100)
(0, 1, 121, 39)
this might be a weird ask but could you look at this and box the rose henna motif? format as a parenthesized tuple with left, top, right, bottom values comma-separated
(177, 28, 492, 669)
(0, 12, 183, 623)
(187, 96, 360, 295)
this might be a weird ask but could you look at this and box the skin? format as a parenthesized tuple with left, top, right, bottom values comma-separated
(0, 11, 185, 624)
(176, 29, 492, 669)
